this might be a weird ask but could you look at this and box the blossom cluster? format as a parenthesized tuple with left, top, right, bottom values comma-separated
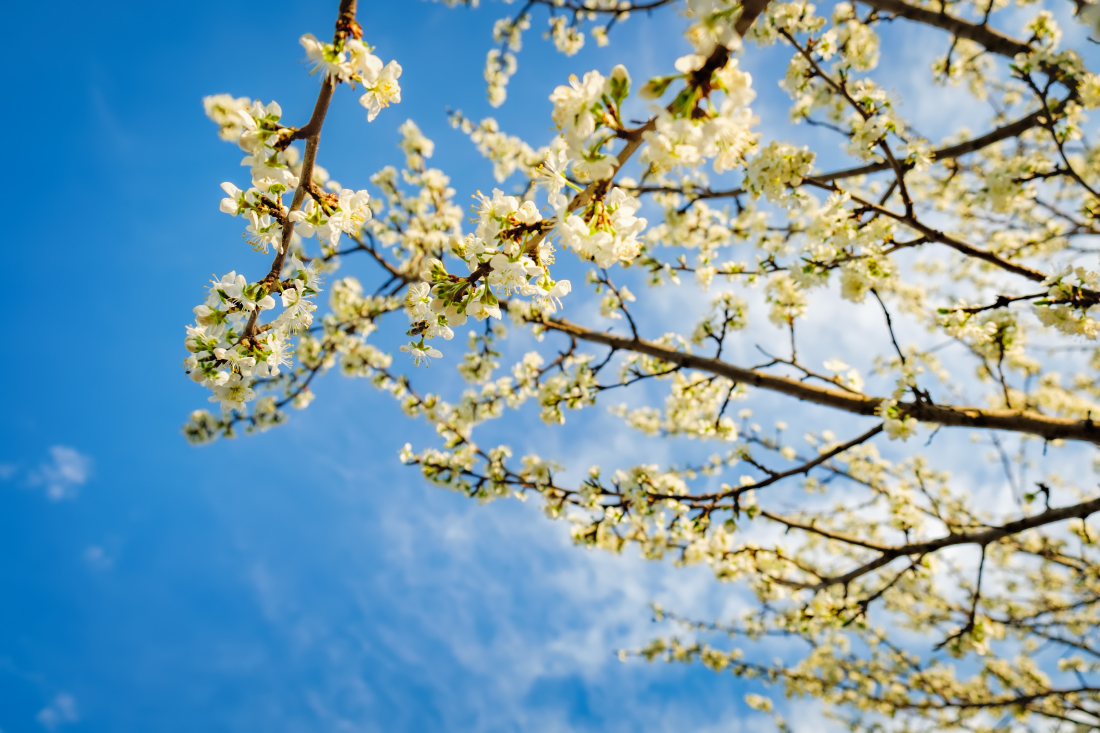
(185, 25, 403, 416)
(548, 66, 626, 182)
(183, 258, 322, 413)
(640, 53, 760, 175)
(299, 32, 402, 121)
(185, 4, 1100, 728)
(403, 188, 573, 364)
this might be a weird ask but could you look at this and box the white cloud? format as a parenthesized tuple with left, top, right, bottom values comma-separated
(84, 545, 114, 571)
(28, 446, 92, 501)
(36, 693, 78, 731)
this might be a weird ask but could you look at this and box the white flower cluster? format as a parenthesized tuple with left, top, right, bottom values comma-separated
(765, 271, 808, 326)
(816, 2, 879, 71)
(684, 0, 748, 55)
(640, 54, 760, 175)
(203, 97, 299, 253)
(206, 91, 375, 257)
(557, 187, 648, 268)
(795, 191, 897, 300)
(183, 258, 322, 413)
(748, 0, 826, 46)
(403, 187, 574, 364)
(843, 80, 906, 163)
(743, 140, 815, 202)
(549, 67, 623, 181)
(937, 302, 998, 344)
(493, 13, 530, 53)
(645, 200, 767, 289)
(548, 15, 585, 56)
(288, 188, 373, 249)
(186, 28, 403, 413)
(299, 33, 402, 121)
(1035, 266, 1100, 338)
(483, 9, 536, 108)
(484, 49, 517, 107)
(398, 119, 435, 169)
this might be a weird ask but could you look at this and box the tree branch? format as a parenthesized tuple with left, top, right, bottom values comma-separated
(529, 312, 1100, 443)
(770, 494, 1100, 590)
(855, 0, 1031, 58)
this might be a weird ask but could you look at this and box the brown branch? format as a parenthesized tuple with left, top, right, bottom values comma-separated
(769, 494, 1100, 590)
(529, 313, 1100, 443)
(804, 178, 1059, 285)
(642, 101, 1067, 203)
(780, 29, 914, 214)
(243, 0, 357, 339)
(814, 102, 1065, 182)
(855, 0, 1031, 58)
(647, 424, 885, 502)
(735, 0, 774, 35)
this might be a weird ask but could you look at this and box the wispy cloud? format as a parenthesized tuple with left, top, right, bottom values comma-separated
(27, 446, 93, 501)
(84, 545, 114, 571)
(36, 693, 79, 731)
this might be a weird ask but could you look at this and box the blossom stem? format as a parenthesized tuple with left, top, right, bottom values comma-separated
(245, 0, 358, 340)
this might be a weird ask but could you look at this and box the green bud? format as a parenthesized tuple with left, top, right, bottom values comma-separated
(639, 75, 675, 100)
(609, 64, 631, 104)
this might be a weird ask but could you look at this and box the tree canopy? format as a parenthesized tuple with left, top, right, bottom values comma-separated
(182, 0, 1100, 729)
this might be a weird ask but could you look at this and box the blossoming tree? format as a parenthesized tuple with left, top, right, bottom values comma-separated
(181, 0, 1100, 728)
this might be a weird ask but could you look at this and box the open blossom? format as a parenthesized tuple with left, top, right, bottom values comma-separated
(203, 94, 252, 140)
(360, 60, 403, 122)
(209, 372, 256, 413)
(276, 283, 317, 329)
(406, 282, 433, 319)
(536, 149, 570, 196)
(400, 342, 443, 366)
(235, 100, 283, 155)
(547, 67, 620, 184)
(488, 252, 542, 293)
(550, 70, 605, 149)
(877, 399, 918, 440)
(289, 188, 372, 246)
(346, 39, 381, 78)
(901, 138, 934, 171)
(465, 295, 502, 321)
(528, 275, 572, 312)
(297, 32, 401, 122)
(330, 188, 374, 236)
(300, 33, 350, 80)
(219, 182, 244, 214)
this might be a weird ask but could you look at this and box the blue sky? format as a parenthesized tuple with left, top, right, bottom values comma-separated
(3, 1, 1098, 731)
